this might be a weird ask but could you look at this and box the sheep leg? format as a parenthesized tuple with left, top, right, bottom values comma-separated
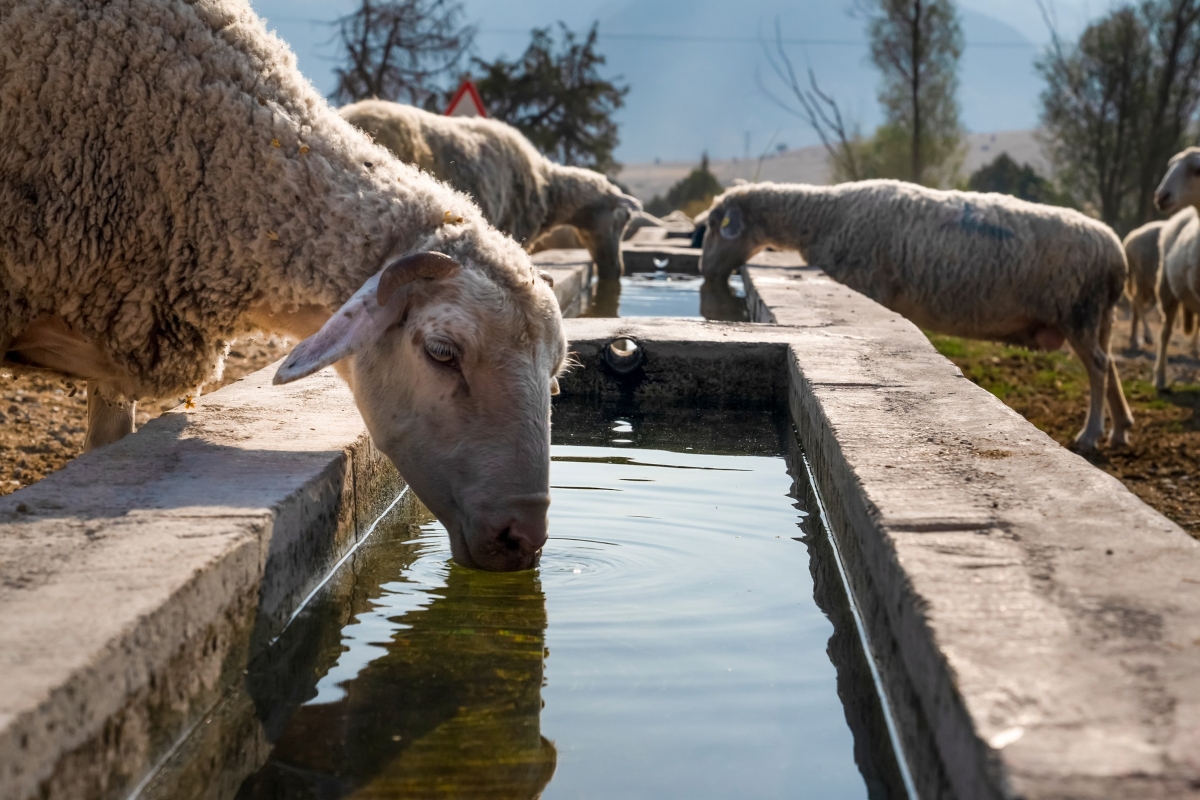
(1100, 310, 1133, 446)
(84, 382, 136, 452)
(1067, 330, 1109, 451)
(1130, 303, 1141, 350)
(1155, 295, 1179, 391)
(1142, 308, 1155, 346)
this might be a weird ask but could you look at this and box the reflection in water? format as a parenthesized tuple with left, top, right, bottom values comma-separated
(583, 273, 746, 320)
(585, 278, 622, 318)
(799, 499, 909, 800)
(142, 403, 903, 800)
(236, 536, 554, 799)
(700, 278, 749, 322)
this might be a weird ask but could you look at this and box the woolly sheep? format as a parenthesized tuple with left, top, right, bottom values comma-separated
(700, 180, 1132, 450)
(1150, 147, 1200, 390)
(0, 0, 567, 571)
(340, 100, 642, 280)
(1122, 221, 1163, 349)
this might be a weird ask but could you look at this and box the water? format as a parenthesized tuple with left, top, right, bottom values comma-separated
(584, 273, 747, 321)
(141, 404, 904, 800)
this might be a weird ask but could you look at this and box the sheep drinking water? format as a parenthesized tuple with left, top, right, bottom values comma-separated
(700, 180, 1132, 450)
(340, 100, 642, 280)
(0, 0, 567, 571)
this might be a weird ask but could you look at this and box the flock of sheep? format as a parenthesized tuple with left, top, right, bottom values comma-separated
(5, 0, 1200, 570)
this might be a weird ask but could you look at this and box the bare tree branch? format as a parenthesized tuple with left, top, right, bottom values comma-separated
(757, 18, 864, 180)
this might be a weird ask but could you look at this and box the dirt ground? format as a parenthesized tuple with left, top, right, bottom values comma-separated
(0, 336, 287, 496)
(929, 311, 1200, 540)
(4, 312, 1200, 541)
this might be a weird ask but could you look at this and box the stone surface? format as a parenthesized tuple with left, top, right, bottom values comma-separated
(0, 366, 403, 800)
(744, 265, 1200, 799)
(531, 249, 593, 318)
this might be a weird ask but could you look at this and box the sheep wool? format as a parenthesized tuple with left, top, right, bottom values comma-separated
(1122, 220, 1165, 349)
(0, 0, 542, 401)
(340, 100, 640, 279)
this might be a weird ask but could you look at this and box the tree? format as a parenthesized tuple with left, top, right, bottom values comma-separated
(760, 21, 869, 182)
(1131, 0, 1200, 223)
(1036, 7, 1152, 231)
(760, 5, 963, 187)
(645, 154, 724, 218)
(473, 24, 628, 174)
(967, 154, 1074, 207)
(862, 0, 965, 186)
(332, 0, 475, 107)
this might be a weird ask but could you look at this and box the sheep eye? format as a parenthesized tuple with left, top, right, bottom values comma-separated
(425, 340, 459, 367)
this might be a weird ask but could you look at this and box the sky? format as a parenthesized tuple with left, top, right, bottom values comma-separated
(249, 0, 1109, 164)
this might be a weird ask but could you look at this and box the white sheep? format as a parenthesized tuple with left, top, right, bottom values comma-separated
(340, 100, 642, 280)
(1150, 147, 1200, 391)
(1122, 220, 1163, 349)
(0, 0, 567, 571)
(700, 180, 1133, 450)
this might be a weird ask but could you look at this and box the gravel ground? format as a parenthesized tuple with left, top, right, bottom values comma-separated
(930, 311, 1200, 540)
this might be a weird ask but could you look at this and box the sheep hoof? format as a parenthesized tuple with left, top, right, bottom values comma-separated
(1108, 429, 1132, 448)
(1073, 433, 1101, 452)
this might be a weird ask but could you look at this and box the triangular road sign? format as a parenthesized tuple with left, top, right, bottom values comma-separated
(445, 80, 487, 117)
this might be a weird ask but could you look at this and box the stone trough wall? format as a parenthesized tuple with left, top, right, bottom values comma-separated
(1, 252, 1198, 799)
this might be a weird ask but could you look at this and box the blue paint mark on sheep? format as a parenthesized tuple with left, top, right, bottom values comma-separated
(956, 203, 1015, 241)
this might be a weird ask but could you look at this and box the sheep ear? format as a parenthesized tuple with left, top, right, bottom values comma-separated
(719, 205, 744, 240)
(378, 251, 460, 306)
(274, 251, 461, 385)
(616, 193, 643, 211)
(273, 283, 390, 385)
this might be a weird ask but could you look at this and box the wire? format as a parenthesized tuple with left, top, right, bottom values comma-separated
(262, 19, 1040, 50)
(479, 27, 1039, 49)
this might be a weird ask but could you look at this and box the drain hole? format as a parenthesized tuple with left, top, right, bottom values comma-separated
(604, 337, 643, 374)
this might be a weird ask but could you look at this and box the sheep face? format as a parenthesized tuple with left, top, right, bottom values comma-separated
(276, 253, 566, 572)
(700, 202, 758, 285)
(568, 194, 642, 281)
(1155, 147, 1200, 213)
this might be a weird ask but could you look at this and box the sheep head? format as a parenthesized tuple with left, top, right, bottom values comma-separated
(556, 168, 642, 281)
(1155, 147, 1200, 214)
(699, 195, 759, 285)
(275, 251, 567, 572)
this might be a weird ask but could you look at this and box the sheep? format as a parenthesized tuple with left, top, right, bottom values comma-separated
(1122, 220, 1163, 350)
(0, 0, 568, 572)
(1150, 147, 1200, 391)
(700, 180, 1133, 450)
(340, 100, 642, 280)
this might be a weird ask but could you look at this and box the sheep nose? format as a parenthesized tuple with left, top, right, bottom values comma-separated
(479, 498, 549, 571)
(1155, 190, 1172, 211)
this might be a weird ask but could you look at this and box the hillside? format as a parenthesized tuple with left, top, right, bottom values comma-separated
(620, 129, 1051, 202)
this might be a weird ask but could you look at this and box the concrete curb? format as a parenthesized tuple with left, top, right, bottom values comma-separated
(0, 367, 404, 800)
(742, 264, 1200, 798)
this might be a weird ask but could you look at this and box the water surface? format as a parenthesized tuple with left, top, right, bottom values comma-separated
(585, 273, 747, 320)
(145, 405, 903, 800)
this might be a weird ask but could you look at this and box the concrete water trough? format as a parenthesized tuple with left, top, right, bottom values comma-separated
(1, 253, 1199, 799)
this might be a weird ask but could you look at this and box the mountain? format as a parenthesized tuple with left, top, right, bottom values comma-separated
(619, 129, 1051, 202)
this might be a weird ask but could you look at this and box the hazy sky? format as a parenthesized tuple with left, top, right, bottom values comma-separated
(249, 0, 1108, 163)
